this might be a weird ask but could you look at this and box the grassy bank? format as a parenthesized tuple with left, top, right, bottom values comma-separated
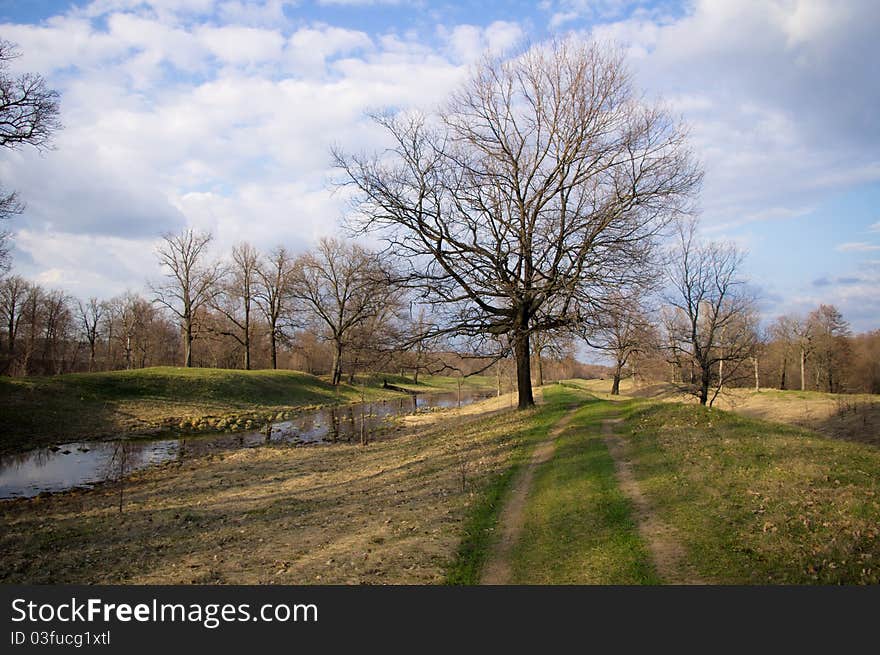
(6, 374, 878, 585)
(570, 377, 880, 446)
(508, 397, 659, 584)
(381, 373, 499, 394)
(0, 367, 494, 455)
(622, 401, 880, 583)
(1, 390, 551, 584)
(450, 383, 880, 585)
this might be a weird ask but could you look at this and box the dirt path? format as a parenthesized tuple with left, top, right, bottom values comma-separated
(602, 418, 707, 584)
(480, 405, 580, 585)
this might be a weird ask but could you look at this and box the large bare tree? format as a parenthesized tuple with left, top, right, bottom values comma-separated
(335, 38, 701, 408)
(664, 222, 757, 406)
(289, 238, 390, 385)
(151, 229, 222, 367)
(0, 40, 61, 272)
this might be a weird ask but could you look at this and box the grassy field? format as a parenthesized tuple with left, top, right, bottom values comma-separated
(3, 375, 879, 585)
(452, 382, 880, 585)
(0, 367, 495, 455)
(620, 400, 880, 583)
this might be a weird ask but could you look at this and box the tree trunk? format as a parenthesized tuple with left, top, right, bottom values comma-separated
(124, 335, 132, 370)
(243, 304, 251, 370)
(699, 364, 710, 406)
(611, 362, 622, 395)
(106, 323, 113, 370)
(413, 367, 419, 384)
(513, 318, 534, 409)
(753, 356, 759, 391)
(269, 327, 277, 370)
(800, 347, 806, 392)
(330, 339, 343, 386)
(7, 314, 14, 354)
(780, 356, 787, 390)
(184, 319, 193, 368)
(535, 350, 544, 387)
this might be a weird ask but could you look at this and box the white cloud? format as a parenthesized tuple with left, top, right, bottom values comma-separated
(77, 0, 218, 21)
(216, 0, 293, 27)
(549, 11, 580, 30)
(12, 230, 165, 300)
(317, 0, 411, 5)
(196, 25, 286, 64)
(836, 242, 880, 253)
(545, 0, 643, 26)
(439, 20, 524, 63)
(286, 25, 373, 76)
(582, 0, 880, 230)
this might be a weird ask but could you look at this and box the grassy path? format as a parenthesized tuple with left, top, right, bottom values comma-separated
(502, 396, 659, 584)
(480, 390, 880, 585)
(602, 418, 706, 584)
(479, 404, 581, 584)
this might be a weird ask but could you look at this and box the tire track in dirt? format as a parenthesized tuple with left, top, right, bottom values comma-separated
(602, 418, 708, 584)
(480, 405, 581, 585)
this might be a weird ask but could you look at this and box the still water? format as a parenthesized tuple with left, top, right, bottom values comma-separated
(0, 390, 491, 499)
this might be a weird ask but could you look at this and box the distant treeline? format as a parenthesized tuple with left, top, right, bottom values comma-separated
(627, 304, 879, 396)
(1, 230, 876, 396)
(0, 233, 587, 385)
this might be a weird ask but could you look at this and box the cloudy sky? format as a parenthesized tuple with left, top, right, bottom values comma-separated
(1, 0, 878, 330)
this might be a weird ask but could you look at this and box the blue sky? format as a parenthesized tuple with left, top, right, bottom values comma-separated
(1, 0, 878, 331)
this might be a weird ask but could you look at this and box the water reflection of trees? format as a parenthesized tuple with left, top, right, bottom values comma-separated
(1, 390, 497, 498)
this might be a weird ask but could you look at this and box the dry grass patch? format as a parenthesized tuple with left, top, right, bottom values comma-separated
(567, 378, 880, 447)
(0, 394, 536, 585)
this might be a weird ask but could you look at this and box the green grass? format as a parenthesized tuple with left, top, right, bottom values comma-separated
(449, 385, 880, 585)
(622, 401, 880, 584)
(380, 373, 498, 393)
(509, 397, 659, 584)
(0, 366, 495, 455)
(444, 384, 585, 584)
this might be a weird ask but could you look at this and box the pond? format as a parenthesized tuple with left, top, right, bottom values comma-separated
(0, 389, 494, 499)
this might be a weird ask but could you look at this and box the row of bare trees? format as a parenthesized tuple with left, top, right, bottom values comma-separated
(582, 218, 878, 404)
(3, 230, 536, 382)
(0, 277, 180, 376)
(149, 230, 407, 383)
(1, 223, 874, 398)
